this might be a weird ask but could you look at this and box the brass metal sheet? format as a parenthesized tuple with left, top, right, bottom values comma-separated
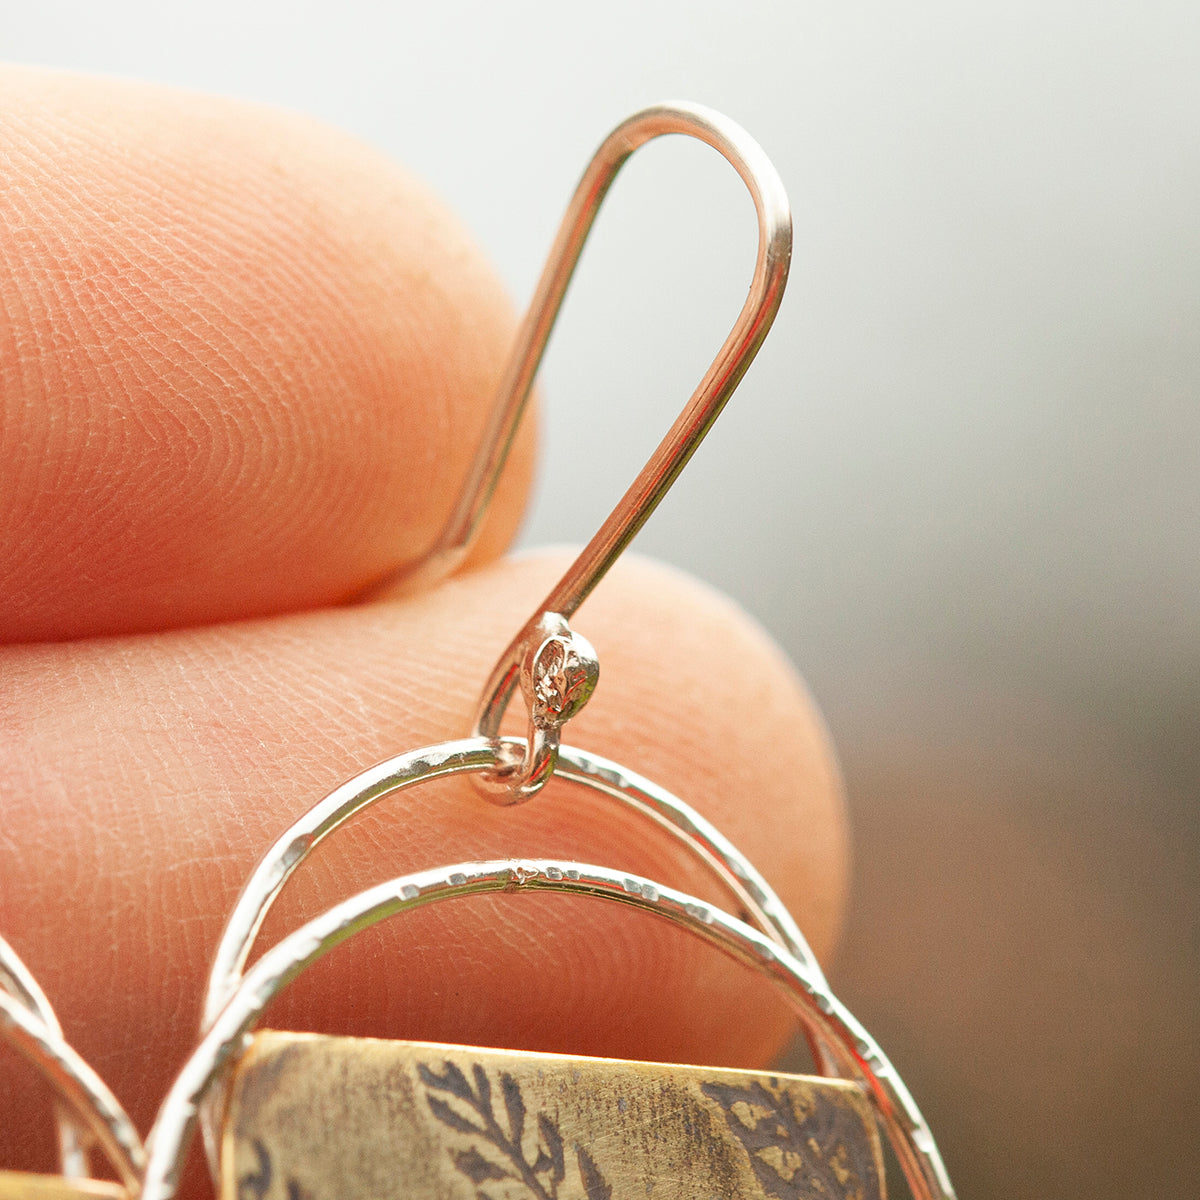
(222, 1032, 884, 1200)
(0, 1173, 124, 1200)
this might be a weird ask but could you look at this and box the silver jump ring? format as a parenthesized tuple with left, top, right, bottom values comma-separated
(148, 860, 953, 1200)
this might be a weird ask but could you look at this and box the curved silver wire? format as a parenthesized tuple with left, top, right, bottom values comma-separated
(195, 738, 841, 1179)
(149, 861, 953, 1200)
(0, 935, 92, 1178)
(0, 935, 61, 1033)
(200, 738, 829, 1027)
(390, 101, 792, 801)
(0, 990, 146, 1194)
(409, 100, 790, 618)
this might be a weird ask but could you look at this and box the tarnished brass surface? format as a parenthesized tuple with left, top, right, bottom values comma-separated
(0, 1173, 124, 1200)
(221, 1033, 884, 1200)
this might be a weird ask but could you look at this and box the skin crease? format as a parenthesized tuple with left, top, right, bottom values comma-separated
(0, 67, 849, 1197)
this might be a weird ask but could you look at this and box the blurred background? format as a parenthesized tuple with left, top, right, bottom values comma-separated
(5, 3, 1197, 1196)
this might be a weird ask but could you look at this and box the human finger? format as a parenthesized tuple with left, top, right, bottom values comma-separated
(0, 65, 534, 643)
(0, 550, 847, 1187)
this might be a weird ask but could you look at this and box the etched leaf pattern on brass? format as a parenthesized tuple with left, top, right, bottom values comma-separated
(226, 1036, 882, 1200)
(701, 1080, 880, 1200)
(237, 1138, 310, 1200)
(419, 1060, 611, 1200)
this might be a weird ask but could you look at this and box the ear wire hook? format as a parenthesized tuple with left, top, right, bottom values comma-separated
(413, 101, 792, 803)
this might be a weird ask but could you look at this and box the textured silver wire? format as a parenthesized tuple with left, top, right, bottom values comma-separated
(0, 935, 61, 1033)
(149, 861, 954, 1200)
(0, 990, 146, 1194)
(0, 934, 91, 1178)
(200, 738, 824, 1031)
(195, 736, 842, 1174)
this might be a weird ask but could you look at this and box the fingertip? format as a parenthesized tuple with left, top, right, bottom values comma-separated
(0, 66, 534, 641)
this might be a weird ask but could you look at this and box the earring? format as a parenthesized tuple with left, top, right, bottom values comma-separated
(139, 103, 954, 1200)
(0, 935, 144, 1200)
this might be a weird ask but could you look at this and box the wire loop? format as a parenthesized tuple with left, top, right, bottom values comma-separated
(153, 860, 953, 1200)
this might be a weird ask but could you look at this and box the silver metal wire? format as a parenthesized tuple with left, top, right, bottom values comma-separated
(406, 101, 790, 614)
(0, 935, 91, 1178)
(150, 861, 953, 1200)
(195, 736, 842, 1176)
(200, 738, 825, 1032)
(390, 101, 792, 801)
(179, 101, 953, 1200)
(0, 989, 146, 1194)
(0, 936, 61, 1033)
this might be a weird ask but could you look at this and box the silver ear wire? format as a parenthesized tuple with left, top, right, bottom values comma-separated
(402, 101, 790, 601)
(0, 936, 145, 1196)
(391, 102, 791, 802)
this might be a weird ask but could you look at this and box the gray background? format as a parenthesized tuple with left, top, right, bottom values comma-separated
(5, 3, 1198, 1196)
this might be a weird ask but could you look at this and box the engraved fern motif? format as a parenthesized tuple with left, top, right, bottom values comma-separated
(236, 1138, 311, 1200)
(419, 1060, 610, 1200)
(237, 1138, 273, 1200)
(701, 1079, 880, 1200)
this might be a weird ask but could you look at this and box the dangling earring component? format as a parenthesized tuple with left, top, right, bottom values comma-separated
(163, 865, 891, 1200)
(141, 102, 954, 1200)
(225, 1038, 883, 1200)
(0, 936, 144, 1200)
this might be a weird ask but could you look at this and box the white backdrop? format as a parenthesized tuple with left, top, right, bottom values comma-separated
(5, 4, 1198, 1197)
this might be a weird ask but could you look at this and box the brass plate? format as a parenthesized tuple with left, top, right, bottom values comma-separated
(222, 1032, 883, 1200)
(0, 1173, 124, 1200)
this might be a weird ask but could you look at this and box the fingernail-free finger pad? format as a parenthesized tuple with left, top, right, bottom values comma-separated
(0, 66, 533, 642)
(0, 551, 845, 1187)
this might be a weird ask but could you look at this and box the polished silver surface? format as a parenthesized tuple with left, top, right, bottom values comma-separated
(392, 101, 791, 801)
(152, 861, 953, 1200)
